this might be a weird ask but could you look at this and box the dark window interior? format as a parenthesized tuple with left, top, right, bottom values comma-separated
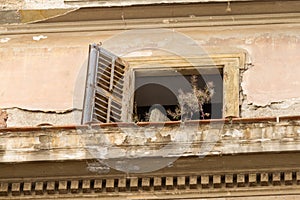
(133, 68, 223, 121)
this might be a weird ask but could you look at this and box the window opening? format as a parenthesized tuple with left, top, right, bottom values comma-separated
(82, 44, 242, 124)
(133, 68, 223, 122)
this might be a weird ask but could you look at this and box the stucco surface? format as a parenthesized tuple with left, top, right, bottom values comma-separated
(180, 26, 300, 107)
(0, 33, 89, 111)
(0, 24, 300, 124)
(241, 34, 300, 106)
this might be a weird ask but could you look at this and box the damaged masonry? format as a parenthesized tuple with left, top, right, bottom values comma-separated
(1, 116, 300, 197)
(1, 0, 300, 199)
(1, 117, 300, 163)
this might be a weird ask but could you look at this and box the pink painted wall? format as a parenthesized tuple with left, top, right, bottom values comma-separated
(0, 25, 299, 119)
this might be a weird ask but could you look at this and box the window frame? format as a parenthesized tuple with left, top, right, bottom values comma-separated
(82, 45, 245, 124)
(124, 54, 245, 121)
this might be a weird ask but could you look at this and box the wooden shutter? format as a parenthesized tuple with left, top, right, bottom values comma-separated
(82, 44, 128, 124)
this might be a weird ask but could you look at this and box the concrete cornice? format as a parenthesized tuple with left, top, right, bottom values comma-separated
(62, 0, 265, 8)
(1, 12, 300, 35)
(1, 0, 300, 24)
(1, 153, 300, 199)
(0, 116, 299, 163)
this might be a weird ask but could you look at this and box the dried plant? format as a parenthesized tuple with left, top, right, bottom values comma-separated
(168, 75, 214, 120)
(133, 75, 214, 122)
(167, 106, 181, 120)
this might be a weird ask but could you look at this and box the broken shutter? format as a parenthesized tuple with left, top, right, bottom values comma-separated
(82, 44, 128, 124)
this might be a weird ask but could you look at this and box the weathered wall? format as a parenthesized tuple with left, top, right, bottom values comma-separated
(0, 23, 299, 126)
(1, 0, 300, 126)
(1, 118, 300, 162)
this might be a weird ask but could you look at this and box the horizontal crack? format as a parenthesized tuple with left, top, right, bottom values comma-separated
(3, 107, 82, 114)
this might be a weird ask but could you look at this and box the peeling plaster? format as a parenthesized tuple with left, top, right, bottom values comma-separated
(1, 118, 300, 162)
(24, 0, 67, 9)
(0, 38, 10, 43)
(32, 35, 47, 41)
(4, 107, 82, 127)
(241, 98, 300, 118)
(123, 50, 153, 58)
(1, 23, 300, 124)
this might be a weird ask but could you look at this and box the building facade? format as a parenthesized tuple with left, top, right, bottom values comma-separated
(0, 0, 300, 199)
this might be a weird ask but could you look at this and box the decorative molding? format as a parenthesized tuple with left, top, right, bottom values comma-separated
(2, 12, 300, 35)
(1, 169, 300, 199)
(1, 151, 300, 198)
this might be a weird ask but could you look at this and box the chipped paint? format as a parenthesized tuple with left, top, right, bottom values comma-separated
(241, 98, 300, 118)
(32, 35, 47, 41)
(24, 0, 66, 9)
(4, 108, 81, 127)
(123, 50, 153, 58)
(0, 3, 300, 125)
(0, 118, 299, 162)
(0, 38, 10, 43)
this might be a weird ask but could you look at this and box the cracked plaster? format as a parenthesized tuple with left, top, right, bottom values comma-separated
(0, 10, 300, 125)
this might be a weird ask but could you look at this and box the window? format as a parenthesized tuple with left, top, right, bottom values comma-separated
(82, 44, 244, 124)
(133, 68, 223, 121)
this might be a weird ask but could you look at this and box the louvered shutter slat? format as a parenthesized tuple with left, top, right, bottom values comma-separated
(82, 44, 128, 124)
